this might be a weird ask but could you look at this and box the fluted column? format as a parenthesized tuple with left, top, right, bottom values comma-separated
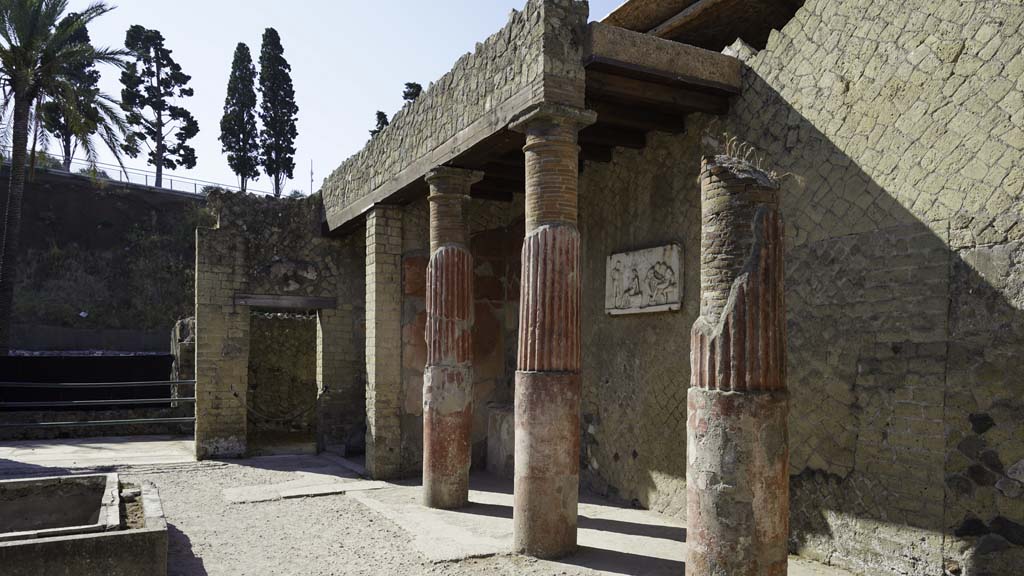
(687, 156, 789, 576)
(510, 104, 596, 559)
(422, 166, 482, 509)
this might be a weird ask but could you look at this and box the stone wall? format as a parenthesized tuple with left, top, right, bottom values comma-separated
(397, 197, 523, 476)
(195, 191, 365, 458)
(246, 313, 318, 436)
(320, 0, 589, 229)
(11, 168, 208, 351)
(578, 131, 703, 517)
(579, 0, 1024, 574)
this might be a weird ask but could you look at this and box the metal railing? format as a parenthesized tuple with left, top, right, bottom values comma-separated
(1, 145, 274, 197)
(0, 379, 196, 429)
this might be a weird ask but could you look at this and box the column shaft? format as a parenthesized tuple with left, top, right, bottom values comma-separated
(422, 167, 481, 509)
(687, 156, 789, 576)
(511, 105, 595, 559)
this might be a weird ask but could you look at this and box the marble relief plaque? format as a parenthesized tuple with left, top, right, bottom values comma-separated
(605, 244, 682, 315)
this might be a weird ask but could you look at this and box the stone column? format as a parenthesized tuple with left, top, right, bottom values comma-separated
(510, 104, 596, 559)
(422, 166, 482, 509)
(687, 156, 788, 576)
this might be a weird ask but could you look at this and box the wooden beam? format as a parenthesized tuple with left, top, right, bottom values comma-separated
(584, 22, 741, 94)
(588, 100, 687, 133)
(649, 0, 730, 39)
(580, 125, 647, 149)
(234, 294, 337, 310)
(586, 69, 729, 115)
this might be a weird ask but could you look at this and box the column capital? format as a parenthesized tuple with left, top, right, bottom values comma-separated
(425, 166, 484, 195)
(509, 103, 597, 136)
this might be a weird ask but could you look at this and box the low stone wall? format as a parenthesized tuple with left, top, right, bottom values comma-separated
(0, 481, 167, 576)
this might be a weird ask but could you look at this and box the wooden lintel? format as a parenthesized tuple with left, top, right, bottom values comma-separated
(234, 294, 337, 310)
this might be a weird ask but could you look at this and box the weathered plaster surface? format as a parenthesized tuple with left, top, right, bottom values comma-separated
(399, 197, 524, 476)
(580, 0, 1024, 574)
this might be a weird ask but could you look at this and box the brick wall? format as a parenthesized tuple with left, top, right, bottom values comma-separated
(194, 227, 249, 459)
(365, 207, 404, 478)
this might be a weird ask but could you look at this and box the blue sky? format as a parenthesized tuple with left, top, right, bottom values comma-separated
(66, 0, 622, 194)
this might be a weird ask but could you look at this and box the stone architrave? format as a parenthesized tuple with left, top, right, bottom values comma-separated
(605, 244, 683, 315)
(509, 103, 597, 559)
(422, 166, 483, 510)
(687, 155, 789, 576)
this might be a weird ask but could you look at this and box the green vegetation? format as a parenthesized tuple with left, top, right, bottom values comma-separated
(220, 43, 260, 192)
(120, 25, 198, 189)
(0, 0, 124, 353)
(38, 13, 126, 173)
(370, 111, 389, 137)
(258, 28, 298, 198)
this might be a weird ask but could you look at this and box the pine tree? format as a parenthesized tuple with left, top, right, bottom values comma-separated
(220, 43, 259, 192)
(120, 25, 198, 188)
(258, 28, 298, 198)
(403, 82, 422, 103)
(370, 111, 389, 137)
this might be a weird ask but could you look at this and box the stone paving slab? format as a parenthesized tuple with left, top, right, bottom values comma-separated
(280, 480, 388, 499)
(222, 467, 380, 503)
(348, 474, 857, 576)
(0, 435, 194, 476)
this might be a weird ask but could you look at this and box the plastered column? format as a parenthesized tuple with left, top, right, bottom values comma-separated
(687, 156, 788, 576)
(510, 104, 596, 559)
(422, 166, 482, 509)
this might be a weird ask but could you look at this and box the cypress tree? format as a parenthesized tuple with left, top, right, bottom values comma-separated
(258, 28, 298, 198)
(220, 43, 260, 192)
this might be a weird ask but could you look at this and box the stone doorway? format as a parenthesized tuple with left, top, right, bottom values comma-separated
(245, 311, 318, 455)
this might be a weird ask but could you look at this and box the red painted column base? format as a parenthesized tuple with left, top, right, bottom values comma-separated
(686, 387, 789, 576)
(513, 370, 581, 558)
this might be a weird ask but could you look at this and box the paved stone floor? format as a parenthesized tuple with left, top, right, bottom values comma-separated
(0, 436, 857, 575)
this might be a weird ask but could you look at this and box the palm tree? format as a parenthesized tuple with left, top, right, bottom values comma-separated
(36, 11, 126, 173)
(0, 0, 123, 353)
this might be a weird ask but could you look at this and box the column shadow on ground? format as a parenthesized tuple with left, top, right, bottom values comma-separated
(462, 500, 685, 542)
(167, 523, 208, 576)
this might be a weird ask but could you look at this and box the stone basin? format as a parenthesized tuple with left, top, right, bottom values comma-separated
(0, 473, 120, 541)
(0, 474, 167, 576)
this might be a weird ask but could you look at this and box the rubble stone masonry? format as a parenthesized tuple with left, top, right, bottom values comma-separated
(580, 1, 1024, 574)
